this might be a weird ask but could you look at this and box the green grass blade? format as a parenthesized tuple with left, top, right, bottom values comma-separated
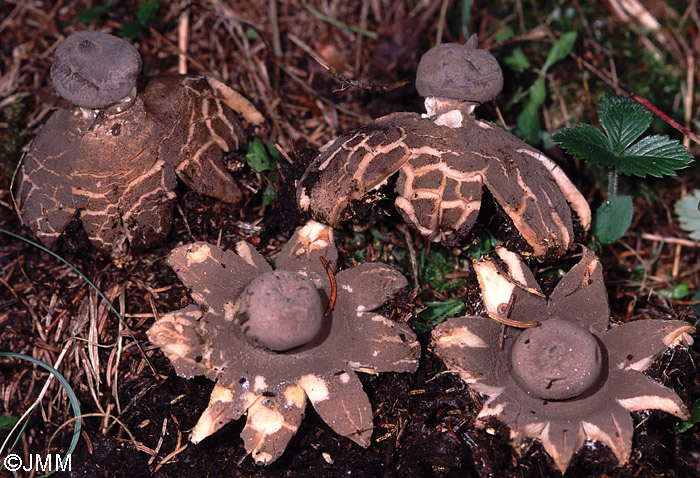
(0, 353, 81, 477)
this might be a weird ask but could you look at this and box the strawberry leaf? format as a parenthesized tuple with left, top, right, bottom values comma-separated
(598, 94, 652, 154)
(616, 134, 693, 177)
(552, 95, 693, 177)
(551, 124, 614, 163)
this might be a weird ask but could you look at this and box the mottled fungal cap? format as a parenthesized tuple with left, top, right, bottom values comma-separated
(147, 221, 420, 465)
(297, 112, 591, 260)
(238, 270, 324, 351)
(13, 31, 259, 260)
(51, 31, 142, 109)
(431, 247, 695, 473)
(415, 35, 503, 103)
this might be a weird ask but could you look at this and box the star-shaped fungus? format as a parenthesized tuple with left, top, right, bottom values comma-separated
(297, 35, 590, 260)
(431, 247, 694, 473)
(147, 221, 420, 464)
(13, 31, 263, 260)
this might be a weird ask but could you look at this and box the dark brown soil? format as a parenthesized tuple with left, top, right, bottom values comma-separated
(1, 2, 699, 478)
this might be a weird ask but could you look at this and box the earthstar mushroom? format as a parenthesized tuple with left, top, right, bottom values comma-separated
(147, 221, 420, 464)
(12, 30, 263, 259)
(431, 247, 695, 472)
(297, 35, 590, 260)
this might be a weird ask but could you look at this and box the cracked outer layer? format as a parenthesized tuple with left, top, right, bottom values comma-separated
(431, 247, 695, 473)
(147, 221, 420, 465)
(13, 75, 246, 256)
(298, 112, 590, 259)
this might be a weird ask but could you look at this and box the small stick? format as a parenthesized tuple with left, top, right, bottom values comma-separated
(630, 92, 700, 145)
(178, 2, 189, 74)
(487, 311, 540, 329)
(320, 256, 336, 318)
(287, 33, 409, 93)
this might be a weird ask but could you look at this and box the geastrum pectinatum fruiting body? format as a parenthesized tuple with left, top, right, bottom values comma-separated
(297, 35, 590, 260)
(431, 247, 694, 472)
(12, 30, 264, 259)
(147, 221, 420, 464)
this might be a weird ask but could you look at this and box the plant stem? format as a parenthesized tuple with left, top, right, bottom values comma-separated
(608, 169, 619, 198)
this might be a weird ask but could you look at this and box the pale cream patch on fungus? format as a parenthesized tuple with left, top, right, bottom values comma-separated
(299, 374, 330, 403)
(431, 248, 695, 473)
(148, 221, 419, 465)
(472, 259, 515, 316)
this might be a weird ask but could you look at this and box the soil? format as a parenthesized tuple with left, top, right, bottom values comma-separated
(1, 2, 700, 478)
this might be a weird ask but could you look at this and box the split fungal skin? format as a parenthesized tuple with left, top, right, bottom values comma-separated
(431, 247, 695, 473)
(147, 221, 420, 465)
(13, 30, 263, 260)
(297, 35, 591, 260)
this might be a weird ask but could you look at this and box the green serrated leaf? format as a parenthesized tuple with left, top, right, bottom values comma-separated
(119, 21, 144, 38)
(0, 416, 19, 430)
(136, 0, 159, 26)
(594, 195, 634, 243)
(542, 31, 577, 72)
(598, 94, 652, 154)
(552, 124, 614, 162)
(616, 135, 693, 177)
(553, 94, 694, 177)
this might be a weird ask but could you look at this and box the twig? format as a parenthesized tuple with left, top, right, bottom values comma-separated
(640, 232, 700, 248)
(487, 311, 540, 328)
(319, 256, 336, 317)
(630, 93, 700, 145)
(399, 224, 419, 291)
(287, 33, 410, 94)
(178, 2, 189, 74)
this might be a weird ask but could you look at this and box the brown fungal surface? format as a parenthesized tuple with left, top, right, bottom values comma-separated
(147, 221, 420, 465)
(415, 34, 503, 103)
(297, 36, 590, 260)
(12, 31, 257, 259)
(431, 247, 695, 473)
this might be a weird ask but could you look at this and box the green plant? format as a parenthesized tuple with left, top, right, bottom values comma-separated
(0, 417, 19, 431)
(553, 94, 693, 243)
(413, 298, 465, 332)
(511, 31, 578, 144)
(465, 230, 497, 259)
(419, 247, 465, 293)
(246, 138, 281, 205)
(77, 0, 160, 38)
(676, 398, 700, 433)
(0, 353, 81, 477)
(1, 97, 27, 182)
